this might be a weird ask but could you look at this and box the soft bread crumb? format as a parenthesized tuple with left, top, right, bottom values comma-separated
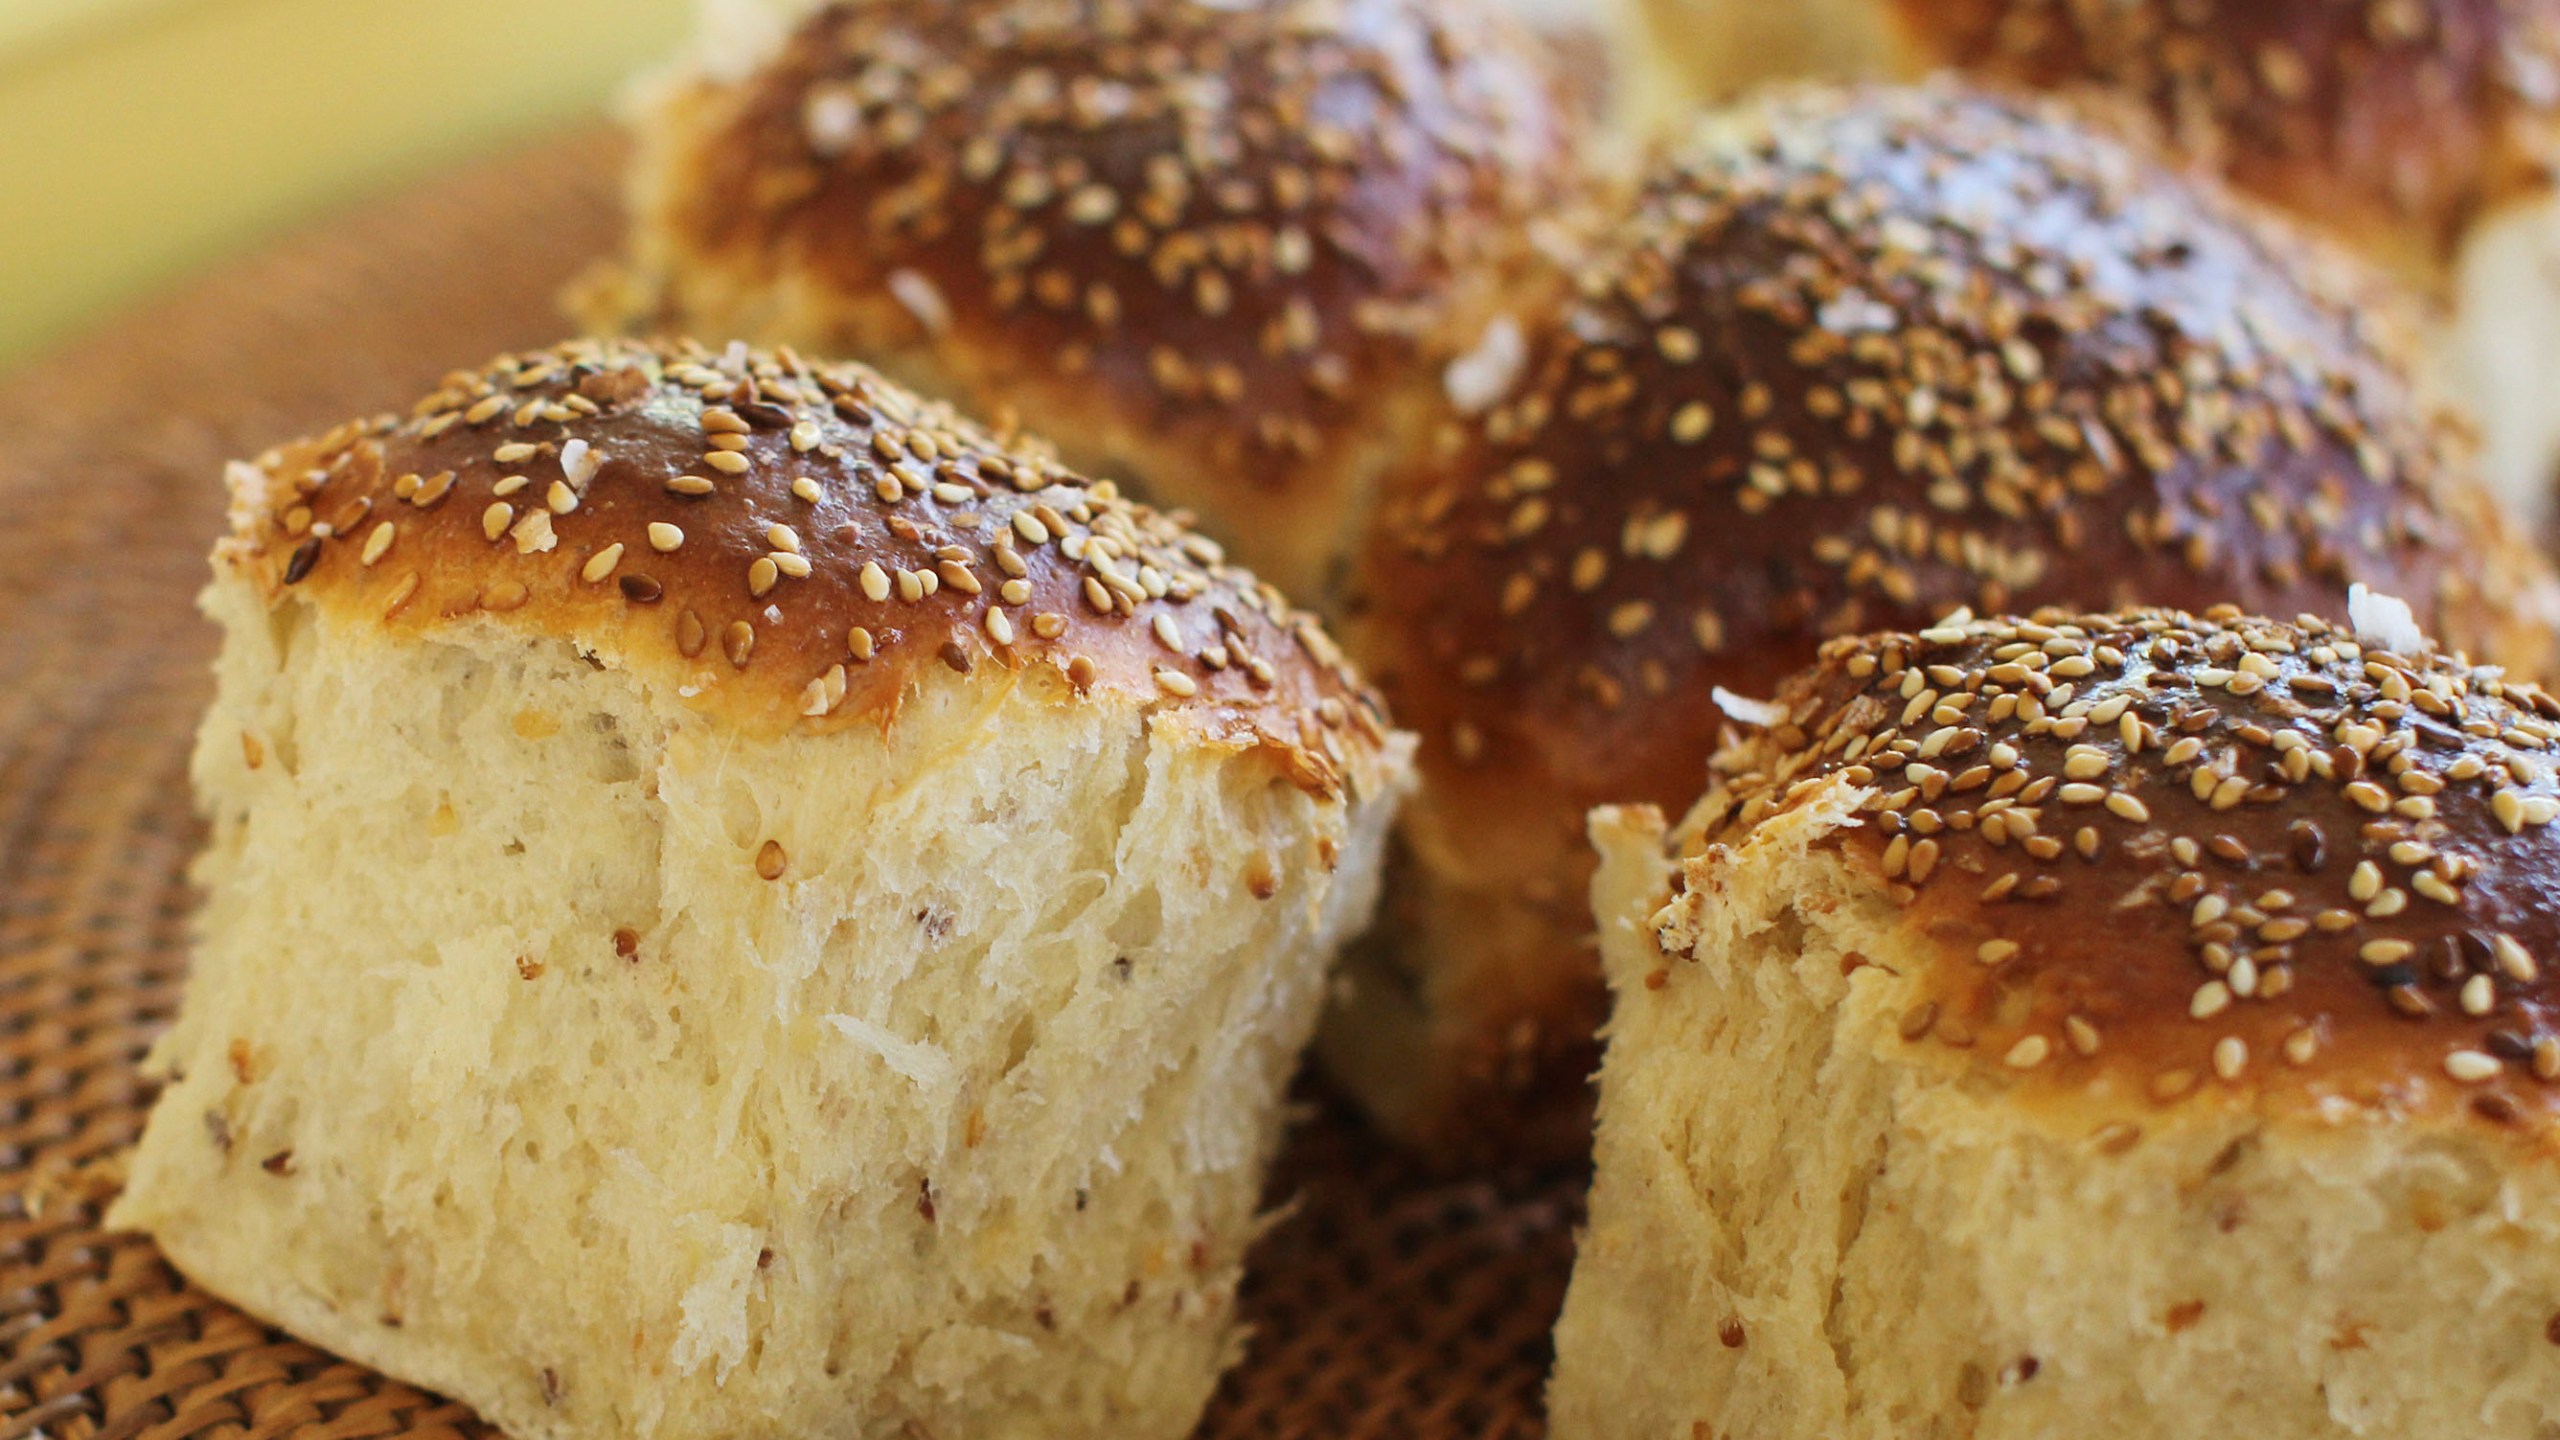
(111, 577, 1408, 1440)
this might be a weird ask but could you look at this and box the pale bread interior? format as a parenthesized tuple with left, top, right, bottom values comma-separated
(112, 575, 1403, 1440)
(1554, 788, 2560, 1439)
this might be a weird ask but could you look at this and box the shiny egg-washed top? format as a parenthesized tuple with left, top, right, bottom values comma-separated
(1359, 83, 2551, 841)
(655, 0, 1582, 490)
(218, 337, 1394, 797)
(1895, 0, 2560, 268)
(1671, 606, 2560, 1131)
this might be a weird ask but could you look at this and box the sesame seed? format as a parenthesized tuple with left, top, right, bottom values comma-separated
(668, 475, 717, 496)
(2190, 981, 2232, 1019)
(359, 521, 395, 566)
(2003, 1035, 2051, 1069)
(1669, 401, 1713, 443)
(1154, 668, 1198, 698)
(2359, 939, 2415, 966)
(860, 562, 891, 602)
(2064, 1015, 2101, 1056)
(2228, 956, 2259, 997)
(648, 522, 685, 553)
(582, 543, 625, 583)
(2462, 974, 2497, 1016)
(802, 664, 847, 717)
(2445, 1051, 2503, 1084)
(2212, 1037, 2247, 1081)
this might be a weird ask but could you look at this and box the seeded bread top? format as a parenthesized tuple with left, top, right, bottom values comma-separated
(1669, 605, 2560, 1130)
(1892, 0, 2560, 275)
(1356, 83, 2554, 847)
(637, 0, 1584, 496)
(218, 337, 1394, 797)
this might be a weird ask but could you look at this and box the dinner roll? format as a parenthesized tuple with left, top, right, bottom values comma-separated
(1886, 0, 2560, 282)
(1615, 0, 2560, 517)
(1329, 83, 2560, 1162)
(1898, 0, 2560, 522)
(108, 337, 1412, 1440)
(580, 0, 1586, 602)
(1560, 604, 2560, 1438)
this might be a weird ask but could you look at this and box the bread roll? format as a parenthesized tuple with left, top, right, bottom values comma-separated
(1330, 82, 2560, 1162)
(578, 0, 1587, 603)
(1559, 604, 2560, 1438)
(1616, 0, 2560, 519)
(107, 337, 1412, 1440)
(1885, 0, 2560, 283)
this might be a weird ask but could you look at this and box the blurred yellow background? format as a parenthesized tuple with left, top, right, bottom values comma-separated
(0, 0, 699, 364)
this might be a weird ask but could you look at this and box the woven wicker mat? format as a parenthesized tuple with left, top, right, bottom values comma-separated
(0, 131, 1584, 1440)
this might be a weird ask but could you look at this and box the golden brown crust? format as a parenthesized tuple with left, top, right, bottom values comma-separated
(615, 0, 1584, 589)
(1889, 0, 2560, 275)
(1341, 81, 2560, 1149)
(1362, 81, 2552, 840)
(1675, 606, 2560, 1130)
(219, 337, 1392, 795)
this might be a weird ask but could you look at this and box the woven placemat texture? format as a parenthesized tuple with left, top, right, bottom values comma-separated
(0, 132, 1582, 1440)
